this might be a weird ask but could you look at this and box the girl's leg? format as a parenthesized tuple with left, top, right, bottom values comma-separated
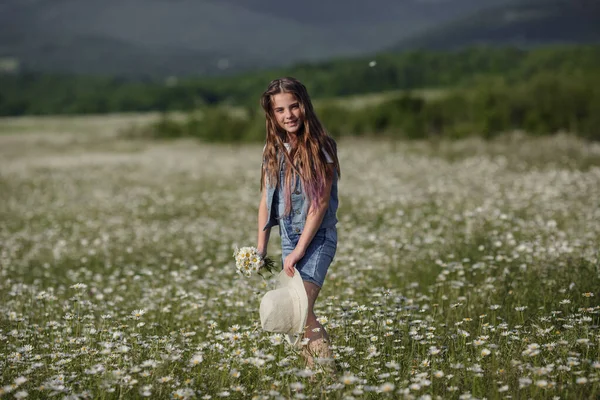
(301, 281, 335, 374)
(302, 280, 329, 342)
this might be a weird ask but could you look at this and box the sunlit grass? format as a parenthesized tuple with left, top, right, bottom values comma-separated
(0, 121, 598, 399)
(0, 113, 167, 135)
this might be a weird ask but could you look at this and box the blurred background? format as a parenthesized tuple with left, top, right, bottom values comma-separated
(1, 0, 599, 140)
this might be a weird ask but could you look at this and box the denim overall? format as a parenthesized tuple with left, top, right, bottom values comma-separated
(263, 148, 338, 287)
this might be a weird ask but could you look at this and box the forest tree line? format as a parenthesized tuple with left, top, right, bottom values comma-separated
(0, 45, 598, 116)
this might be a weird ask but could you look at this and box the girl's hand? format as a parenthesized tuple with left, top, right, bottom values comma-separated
(283, 248, 305, 277)
(257, 247, 267, 259)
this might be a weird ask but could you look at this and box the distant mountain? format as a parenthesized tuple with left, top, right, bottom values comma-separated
(392, 0, 600, 50)
(0, 0, 508, 77)
(0, 30, 250, 77)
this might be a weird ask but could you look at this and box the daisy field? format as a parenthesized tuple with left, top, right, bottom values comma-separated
(1, 117, 599, 399)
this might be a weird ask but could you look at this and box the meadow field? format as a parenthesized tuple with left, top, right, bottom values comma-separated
(1, 115, 599, 399)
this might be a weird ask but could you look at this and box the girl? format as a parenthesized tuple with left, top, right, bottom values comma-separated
(256, 77, 340, 371)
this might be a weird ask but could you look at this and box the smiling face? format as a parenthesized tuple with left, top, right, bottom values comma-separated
(272, 92, 304, 138)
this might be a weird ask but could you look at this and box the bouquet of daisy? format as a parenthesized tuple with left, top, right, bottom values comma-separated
(233, 246, 276, 278)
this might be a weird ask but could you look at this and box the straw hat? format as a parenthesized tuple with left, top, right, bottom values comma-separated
(260, 269, 308, 346)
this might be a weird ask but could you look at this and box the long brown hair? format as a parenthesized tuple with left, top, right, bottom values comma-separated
(260, 77, 340, 216)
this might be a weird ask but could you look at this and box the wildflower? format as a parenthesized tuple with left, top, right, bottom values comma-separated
(379, 383, 395, 393)
(458, 329, 470, 337)
(269, 335, 283, 345)
(131, 309, 146, 319)
(481, 348, 491, 357)
(296, 369, 315, 378)
(232, 385, 244, 393)
(519, 377, 532, 388)
(189, 353, 203, 366)
(582, 292, 594, 298)
(522, 343, 541, 357)
(139, 386, 152, 397)
(141, 360, 158, 368)
(229, 369, 240, 378)
(233, 246, 275, 277)
(14, 377, 27, 386)
(576, 377, 588, 384)
(433, 370, 444, 378)
(340, 374, 358, 385)
(385, 361, 400, 370)
(173, 388, 195, 400)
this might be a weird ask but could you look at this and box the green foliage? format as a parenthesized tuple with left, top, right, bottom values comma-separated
(149, 109, 266, 143)
(1, 45, 599, 117)
(152, 113, 187, 139)
(148, 71, 599, 142)
(329, 72, 599, 140)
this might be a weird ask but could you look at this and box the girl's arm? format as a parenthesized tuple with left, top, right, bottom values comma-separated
(257, 180, 271, 258)
(283, 164, 334, 277)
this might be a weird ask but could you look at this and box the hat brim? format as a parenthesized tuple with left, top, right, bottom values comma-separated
(275, 270, 308, 338)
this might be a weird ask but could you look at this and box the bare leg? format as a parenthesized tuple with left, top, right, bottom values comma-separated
(301, 281, 336, 375)
(302, 281, 329, 342)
